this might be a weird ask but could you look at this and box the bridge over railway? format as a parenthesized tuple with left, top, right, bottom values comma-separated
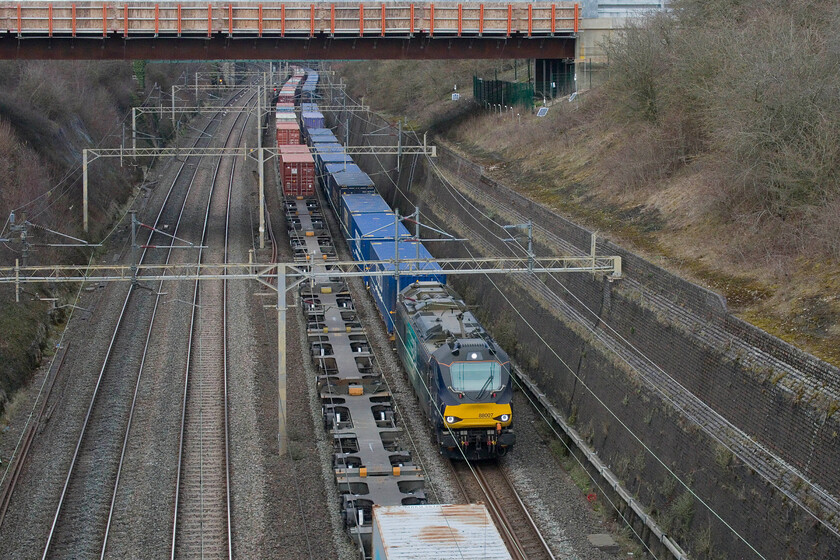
(0, 1, 578, 59)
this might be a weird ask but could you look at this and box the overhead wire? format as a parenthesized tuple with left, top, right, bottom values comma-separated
(329, 82, 653, 557)
(329, 83, 777, 555)
(411, 131, 773, 556)
(424, 138, 840, 538)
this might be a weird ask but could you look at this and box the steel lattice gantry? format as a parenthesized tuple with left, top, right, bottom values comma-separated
(0, 2, 579, 60)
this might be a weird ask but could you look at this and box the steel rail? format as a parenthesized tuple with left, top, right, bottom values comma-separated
(98, 86, 258, 558)
(474, 463, 556, 560)
(170, 84, 255, 560)
(0, 344, 68, 529)
(39, 88, 239, 559)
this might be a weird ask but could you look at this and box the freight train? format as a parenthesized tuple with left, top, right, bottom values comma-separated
(276, 66, 515, 463)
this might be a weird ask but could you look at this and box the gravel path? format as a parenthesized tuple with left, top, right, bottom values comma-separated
(257, 119, 340, 559)
(504, 390, 628, 558)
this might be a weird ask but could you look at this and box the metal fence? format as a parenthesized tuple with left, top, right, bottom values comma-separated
(472, 76, 534, 108)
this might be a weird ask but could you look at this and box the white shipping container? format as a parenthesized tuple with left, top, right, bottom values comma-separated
(371, 504, 512, 560)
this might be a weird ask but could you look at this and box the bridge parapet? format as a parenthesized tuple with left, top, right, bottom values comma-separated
(1, 2, 579, 38)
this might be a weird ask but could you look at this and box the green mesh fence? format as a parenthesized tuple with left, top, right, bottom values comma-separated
(472, 76, 534, 108)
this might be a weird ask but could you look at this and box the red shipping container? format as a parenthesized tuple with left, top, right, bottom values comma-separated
(276, 122, 301, 145)
(279, 147, 315, 197)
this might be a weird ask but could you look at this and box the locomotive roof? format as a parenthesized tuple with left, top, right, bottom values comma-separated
(401, 282, 484, 343)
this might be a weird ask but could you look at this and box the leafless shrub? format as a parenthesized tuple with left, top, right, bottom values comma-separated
(604, 0, 840, 262)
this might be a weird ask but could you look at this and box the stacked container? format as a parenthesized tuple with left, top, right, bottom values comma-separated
(315, 151, 354, 178)
(344, 211, 411, 260)
(367, 241, 446, 331)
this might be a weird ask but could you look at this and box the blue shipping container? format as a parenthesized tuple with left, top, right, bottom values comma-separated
(302, 111, 325, 129)
(346, 212, 411, 261)
(339, 191, 391, 239)
(313, 145, 348, 176)
(341, 192, 393, 215)
(366, 241, 446, 332)
(326, 171, 376, 213)
(306, 128, 337, 146)
(306, 125, 330, 135)
(315, 152, 354, 178)
(313, 141, 344, 151)
(326, 163, 362, 175)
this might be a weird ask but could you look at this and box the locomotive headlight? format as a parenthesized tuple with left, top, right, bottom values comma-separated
(445, 416, 462, 425)
(494, 414, 511, 422)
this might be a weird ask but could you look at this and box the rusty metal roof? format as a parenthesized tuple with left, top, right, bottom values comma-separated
(372, 504, 512, 559)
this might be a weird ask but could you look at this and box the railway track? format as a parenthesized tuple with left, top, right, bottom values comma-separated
(452, 461, 555, 560)
(432, 160, 840, 529)
(170, 84, 256, 560)
(0, 344, 68, 529)
(38, 86, 259, 559)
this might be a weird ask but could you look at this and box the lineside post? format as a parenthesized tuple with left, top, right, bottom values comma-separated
(259, 146, 265, 249)
(257, 91, 265, 250)
(171, 85, 175, 127)
(82, 149, 89, 233)
(277, 265, 287, 456)
(131, 108, 137, 152)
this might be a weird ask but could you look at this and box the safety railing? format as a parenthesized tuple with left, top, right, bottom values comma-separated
(0, 2, 580, 38)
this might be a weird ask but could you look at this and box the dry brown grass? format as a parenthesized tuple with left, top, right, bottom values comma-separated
(334, 3, 840, 366)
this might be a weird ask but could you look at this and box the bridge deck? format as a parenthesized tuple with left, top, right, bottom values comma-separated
(1, 2, 578, 38)
(0, 2, 579, 59)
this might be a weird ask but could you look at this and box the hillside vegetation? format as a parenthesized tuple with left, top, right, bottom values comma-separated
(336, 0, 840, 366)
(0, 61, 206, 419)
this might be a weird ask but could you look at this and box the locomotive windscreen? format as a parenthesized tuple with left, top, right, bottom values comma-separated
(450, 362, 503, 392)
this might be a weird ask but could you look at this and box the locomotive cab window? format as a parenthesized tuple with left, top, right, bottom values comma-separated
(450, 362, 502, 392)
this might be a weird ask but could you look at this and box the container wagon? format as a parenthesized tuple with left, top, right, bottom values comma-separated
(325, 169, 376, 211)
(302, 110, 326, 129)
(315, 151, 354, 179)
(339, 193, 394, 239)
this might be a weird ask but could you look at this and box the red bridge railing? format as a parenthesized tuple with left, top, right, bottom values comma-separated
(1, 2, 580, 38)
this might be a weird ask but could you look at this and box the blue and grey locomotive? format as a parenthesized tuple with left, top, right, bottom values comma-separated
(395, 281, 515, 460)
